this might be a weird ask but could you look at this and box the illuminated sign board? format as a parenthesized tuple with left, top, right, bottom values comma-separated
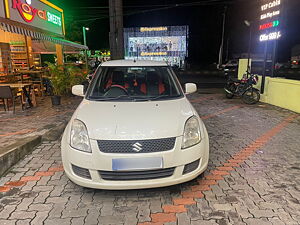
(259, 20, 280, 30)
(259, 0, 282, 42)
(261, 0, 281, 11)
(260, 10, 280, 20)
(140, 27, 168, 32)
(124, 26, 189, 67)
(6, 0, 64, 35)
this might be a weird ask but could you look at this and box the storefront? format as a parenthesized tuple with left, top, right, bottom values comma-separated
(124, 26, 189, 68)
(0, 0, 87, 75)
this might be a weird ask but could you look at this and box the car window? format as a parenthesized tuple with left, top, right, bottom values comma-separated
(87, 66, 183, 101)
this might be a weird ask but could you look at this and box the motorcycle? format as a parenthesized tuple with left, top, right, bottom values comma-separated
(224, 73, 260, 104)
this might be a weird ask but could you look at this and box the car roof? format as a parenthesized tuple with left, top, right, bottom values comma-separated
(100, 60, 168, 67)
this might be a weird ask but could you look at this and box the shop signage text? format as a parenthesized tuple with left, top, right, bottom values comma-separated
(140, 27, 168, 32)
(259, 31, 281, 41)
(259, 20, 280, 30)
(259, 0, 282, 42)
(260, 10, 280, 20)
(261, 0, 281, 11)
(12, 0, 62, 26)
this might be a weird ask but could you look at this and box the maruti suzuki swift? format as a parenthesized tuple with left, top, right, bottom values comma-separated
(61, 60, 209, 190)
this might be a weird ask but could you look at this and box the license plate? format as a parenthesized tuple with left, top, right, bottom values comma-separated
(112, 157, 163, 171)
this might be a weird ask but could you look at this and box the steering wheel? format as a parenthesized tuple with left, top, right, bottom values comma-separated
(105, 85, 129, 96)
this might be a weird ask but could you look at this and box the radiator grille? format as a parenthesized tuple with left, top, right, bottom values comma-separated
(97, 137, 176, 154)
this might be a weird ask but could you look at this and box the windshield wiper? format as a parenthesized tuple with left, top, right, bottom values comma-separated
(89, 95, 149, 102)
(148, 95, 180, 101)
(89, 95, 130, 101)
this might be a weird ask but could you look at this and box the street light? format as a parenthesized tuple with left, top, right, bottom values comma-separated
(82, 26, 89, 71)
(244, 20, 252, 75)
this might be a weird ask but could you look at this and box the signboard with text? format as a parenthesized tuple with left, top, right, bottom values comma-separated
(124, 26, 189, 67)
(259, 0, 283, 42)
(7, 0, 64, 35)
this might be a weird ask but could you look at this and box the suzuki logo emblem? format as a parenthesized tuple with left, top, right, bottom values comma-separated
(132, 142, 143, 152)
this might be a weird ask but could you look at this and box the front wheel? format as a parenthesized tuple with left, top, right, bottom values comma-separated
(242, 88, 260, 104)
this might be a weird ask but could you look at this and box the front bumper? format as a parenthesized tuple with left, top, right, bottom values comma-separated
(61, 130, 209, 190)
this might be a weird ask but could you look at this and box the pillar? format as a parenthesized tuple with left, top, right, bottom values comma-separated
(25, 36, 33, 67)
(55, 44, 63, 65)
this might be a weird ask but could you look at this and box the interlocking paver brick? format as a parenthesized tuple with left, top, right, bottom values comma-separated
(177, 212, 191, 225)
(0, 205, 17, 219)
(151, 212, 176, 223)
(173, 198, 196, 206)
(16, 219, 31, 225)
(44, 218, 71, 225)
(31, 211, 49, 225)
(0, 220, 18, 225)
(98, 215, 125, 224)
(163, 205, 187, 213)
(243, 218, 273, 225)
(9, 211, 36, 220)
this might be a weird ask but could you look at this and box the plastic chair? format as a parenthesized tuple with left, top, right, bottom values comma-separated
(0, 86, 24, 113)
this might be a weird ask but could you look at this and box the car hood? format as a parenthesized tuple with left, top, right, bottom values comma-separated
(74, 98, 194, 140)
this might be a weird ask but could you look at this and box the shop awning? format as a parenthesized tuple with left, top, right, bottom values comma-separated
(32, 39, 82, 54)
(0, 22, 88, 50)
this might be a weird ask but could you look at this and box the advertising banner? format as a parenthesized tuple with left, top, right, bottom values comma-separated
(259, 0, 283, 42)
(124, 26, 189, 67)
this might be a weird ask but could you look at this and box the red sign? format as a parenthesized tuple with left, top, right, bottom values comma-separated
(12, 0, 47, 23)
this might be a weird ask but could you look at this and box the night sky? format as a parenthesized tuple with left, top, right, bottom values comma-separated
(48, 0, 300, 65)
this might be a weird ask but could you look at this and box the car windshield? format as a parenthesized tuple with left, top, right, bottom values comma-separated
(87, 66, 183, 101)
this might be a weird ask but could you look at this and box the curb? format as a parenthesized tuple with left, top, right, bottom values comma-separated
(0, 121, 67, 177)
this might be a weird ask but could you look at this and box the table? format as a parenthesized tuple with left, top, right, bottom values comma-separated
(17, 71, 44, 96)
(0, 83, 36, 107)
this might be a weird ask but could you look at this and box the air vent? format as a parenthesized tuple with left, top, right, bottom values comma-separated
(99, 167, 175, 181)
(183, 160, 200, 175)
(72, 164, 91, 180)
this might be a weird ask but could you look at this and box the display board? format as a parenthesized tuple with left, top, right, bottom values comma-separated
(6, 0, 64, 35)
(124, 26, 188, 67)
(259, 0, 283, 42)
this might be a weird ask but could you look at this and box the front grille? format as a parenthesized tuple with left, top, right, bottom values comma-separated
(183, 159, 200, 175)
(97, 137, 176, 154)
(72, 164, 91, 180)
(99, 167, 175, 181)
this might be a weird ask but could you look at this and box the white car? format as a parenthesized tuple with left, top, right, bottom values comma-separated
(61, 60, 209, 190)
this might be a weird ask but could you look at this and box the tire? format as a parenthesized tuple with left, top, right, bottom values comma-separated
(242, 88, 260, 104)
(226, 92, 234, 99)
(224, 83, 235, 99)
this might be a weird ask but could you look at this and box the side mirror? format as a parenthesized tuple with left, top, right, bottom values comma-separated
(185, 83, 197, 94)
(72, 85, 84, 97)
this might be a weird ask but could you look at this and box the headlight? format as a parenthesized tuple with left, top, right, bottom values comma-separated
(70, 119, 91, 153)
(182, 116, 202, 149)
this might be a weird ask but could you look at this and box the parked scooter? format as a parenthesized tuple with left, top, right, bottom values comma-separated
(224, 72, 260, 104)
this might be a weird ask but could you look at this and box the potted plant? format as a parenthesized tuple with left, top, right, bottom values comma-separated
(47, 63, 87, 106)
(47, 63, 69, 106)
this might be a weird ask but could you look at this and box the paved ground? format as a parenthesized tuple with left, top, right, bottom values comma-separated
(0, 96, 81, 149)
(0, 91, 299, 225)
